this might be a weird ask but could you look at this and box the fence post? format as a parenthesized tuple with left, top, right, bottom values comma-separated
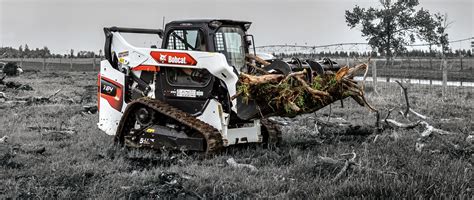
(70, 57, 73, 70)
(442, 58, 447, 97)
(372, 59, 377, 93)
(429, 57, 433, 69)
(93, 57, 96, 70)
(43, 57, 46, 70)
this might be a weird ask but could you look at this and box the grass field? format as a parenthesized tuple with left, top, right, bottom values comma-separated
(0, 70, 473, 198)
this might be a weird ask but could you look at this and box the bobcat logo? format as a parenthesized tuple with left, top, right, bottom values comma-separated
(159, 54, 167, 62)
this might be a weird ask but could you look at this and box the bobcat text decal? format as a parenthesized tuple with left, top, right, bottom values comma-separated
(150, 51, 197, 66)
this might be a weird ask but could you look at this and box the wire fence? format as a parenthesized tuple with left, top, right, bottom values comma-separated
(0, 58, 100, 72)
(332, 57, 473, 80)
(1, 56, 473, 97)
(364, 80, 472, 120)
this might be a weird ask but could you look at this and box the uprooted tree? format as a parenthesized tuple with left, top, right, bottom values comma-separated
(234, 59, 376, 118)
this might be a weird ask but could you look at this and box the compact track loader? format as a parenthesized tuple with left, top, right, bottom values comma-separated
(98, 19, 343, 152)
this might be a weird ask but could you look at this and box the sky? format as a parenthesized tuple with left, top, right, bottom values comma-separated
(0, 0, 472, 54)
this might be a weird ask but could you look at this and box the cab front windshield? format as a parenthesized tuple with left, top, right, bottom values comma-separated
(214, 27, 245, 70)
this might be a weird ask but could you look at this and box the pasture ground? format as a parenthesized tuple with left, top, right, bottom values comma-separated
(0, 70, 472, 198)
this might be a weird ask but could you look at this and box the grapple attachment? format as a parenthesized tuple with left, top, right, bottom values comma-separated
(236, 56, 370, 120)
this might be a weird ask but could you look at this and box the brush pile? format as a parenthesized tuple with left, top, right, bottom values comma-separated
(236, 63, 375, 117)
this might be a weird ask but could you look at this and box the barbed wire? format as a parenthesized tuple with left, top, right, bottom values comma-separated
(407, 37, 473, 47)
(255, 37, 473, 53)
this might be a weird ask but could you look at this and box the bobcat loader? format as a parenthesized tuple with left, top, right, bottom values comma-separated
(98, 19, 339, 152)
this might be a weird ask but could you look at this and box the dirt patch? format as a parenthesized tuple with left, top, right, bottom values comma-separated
(127, 156, 178, 169)
(120, 172, 200, 199)
(0, 144, 24, 169)
(41, 131, 73, 141)
(42, 72, 72, 79)
(0, 77, 33, 91)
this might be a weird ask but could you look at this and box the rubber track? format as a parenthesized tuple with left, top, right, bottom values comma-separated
(261, 118, 282, 146)
(117, 98, 223, 153)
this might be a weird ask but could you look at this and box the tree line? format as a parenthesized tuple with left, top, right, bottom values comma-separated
(0, 45, 101, 59)
(275, 48, 472, 59)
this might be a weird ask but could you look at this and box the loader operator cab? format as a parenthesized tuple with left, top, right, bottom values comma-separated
(162, 19, 253, 72)
(153, 19, 254, 115)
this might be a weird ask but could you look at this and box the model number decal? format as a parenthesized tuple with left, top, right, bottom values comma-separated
(176, 89, 196, 98)
(100, 79, 117, 96)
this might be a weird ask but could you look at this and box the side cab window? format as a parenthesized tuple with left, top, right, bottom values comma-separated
(165, 29, 207, 51)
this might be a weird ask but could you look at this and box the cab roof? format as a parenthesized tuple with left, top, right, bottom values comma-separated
(166, 19, 252, 30)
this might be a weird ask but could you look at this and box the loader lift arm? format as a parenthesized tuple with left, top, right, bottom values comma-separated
(103, 26, 164, 69)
